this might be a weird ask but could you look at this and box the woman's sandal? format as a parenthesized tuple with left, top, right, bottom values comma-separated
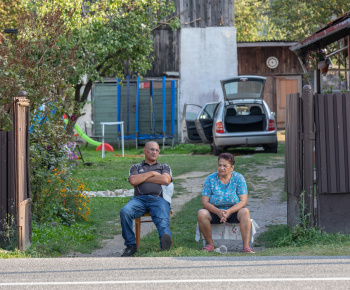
(243, 246, 255, 253)
(202, 244, 214, 252)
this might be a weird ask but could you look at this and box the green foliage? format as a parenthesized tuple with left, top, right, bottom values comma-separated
(258, 224, 323, 248)
(21, 0, 180, 129)
(165, 143, 211, 155)
(236, 0, 350, 41)
(234, 0, 285, 42)
(257, 191, 342, 248)
(0, 6, 78, 124)
(0, 249, 30, 259)
(265, 0, 350, 41)
(0, 6, 79, 224)
(0, 1, 180, 232)
(27, 196, 131, 257)
(0, 214, 17, 251)
(30, 140, 91, 225)
(31, 165, 91, 225)
(0, 0, 22, 32)
(29, 222, 98, 256)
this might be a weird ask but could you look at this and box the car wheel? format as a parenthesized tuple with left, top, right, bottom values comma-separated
(270, 141, 278, 153)
(213, 143, 222, 156)
(265, 141, 278, 153)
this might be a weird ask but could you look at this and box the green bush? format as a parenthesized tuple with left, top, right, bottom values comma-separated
(31, 142, 91, 225)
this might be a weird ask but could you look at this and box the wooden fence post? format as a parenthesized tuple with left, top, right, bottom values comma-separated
(285, 92, 303, 228)
(13, 91, 31, 251)
(302, 85, 315, 227)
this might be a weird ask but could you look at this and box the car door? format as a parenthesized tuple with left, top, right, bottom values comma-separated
(194, 102, 220, 144)
(182, 103, 203, 143)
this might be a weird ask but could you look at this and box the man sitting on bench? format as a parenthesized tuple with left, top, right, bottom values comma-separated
(120, 141, 172, 257)
(197, 153, 254, 253)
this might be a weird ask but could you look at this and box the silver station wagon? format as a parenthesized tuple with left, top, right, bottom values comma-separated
(182, 76, 278, 155)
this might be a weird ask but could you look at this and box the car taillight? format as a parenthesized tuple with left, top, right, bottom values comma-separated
(268, 119, 276, 131)
(216, 121, 224, 133)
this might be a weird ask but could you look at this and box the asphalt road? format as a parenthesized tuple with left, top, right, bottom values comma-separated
(1, 256, 350, 289)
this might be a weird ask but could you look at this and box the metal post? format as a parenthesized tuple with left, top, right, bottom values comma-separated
(101, 123, 105, 158)
(136, 77, 139, 149)
(171, 80, 175, 148)
(302, 85, 315, 227)
(116, 78, 121, 148)
(162, 76, 166, 150)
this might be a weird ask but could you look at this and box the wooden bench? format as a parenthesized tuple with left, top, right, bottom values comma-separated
(135, 211, 172, 249)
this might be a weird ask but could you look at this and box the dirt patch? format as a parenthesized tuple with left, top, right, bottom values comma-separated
(277, 130, 285, 142)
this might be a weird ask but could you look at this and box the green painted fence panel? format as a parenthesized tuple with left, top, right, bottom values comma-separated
(93, 80, 178, 147)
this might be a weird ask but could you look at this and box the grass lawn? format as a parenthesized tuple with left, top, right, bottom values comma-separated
(3, 141, 350, 258)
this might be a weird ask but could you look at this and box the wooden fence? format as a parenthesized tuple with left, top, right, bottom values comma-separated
(0, 131, 16, 245)
(315, 92, 350, 233)
(0, 92, 31, 250)
(285, 85, 350, 233)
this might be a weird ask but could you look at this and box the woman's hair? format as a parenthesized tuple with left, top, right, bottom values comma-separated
(218, 153, 235, 166)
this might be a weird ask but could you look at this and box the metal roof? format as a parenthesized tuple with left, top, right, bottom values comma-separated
(238, 41, 297, 47)
(290, 11, 350, 58)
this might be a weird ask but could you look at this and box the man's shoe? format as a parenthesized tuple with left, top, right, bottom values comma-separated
(121, 246, 137, 257)
(160, 233, 172, 251)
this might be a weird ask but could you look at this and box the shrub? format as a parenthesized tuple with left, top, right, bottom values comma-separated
(32, 168, 91, 225)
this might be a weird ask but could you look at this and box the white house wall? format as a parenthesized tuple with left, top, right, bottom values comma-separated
(179, 27, 238, 140)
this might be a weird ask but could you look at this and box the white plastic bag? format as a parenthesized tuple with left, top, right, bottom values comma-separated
(161, 182, 174, 204)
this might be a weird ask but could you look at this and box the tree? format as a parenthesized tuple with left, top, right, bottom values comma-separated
(0, 0, 22, 32)
(23, 0, 179, 132)
(234, 0, 284, 42)
(265, 0, 350, 41)
(0, 6, 77, 139)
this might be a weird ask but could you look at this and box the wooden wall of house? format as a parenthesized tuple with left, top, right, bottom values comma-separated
(177, 0, 234, 28)
(143, 28, 180, 77)
(238, 46, 304, 120)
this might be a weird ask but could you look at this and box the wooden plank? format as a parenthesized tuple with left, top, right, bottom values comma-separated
(0, 133, 7, 226)
(25, 107, 30, 200)
(8, 132, 15, 219)
(345, 93, 350, 192)
(325, 94, 337, 192)
(315, 94, 328, 194)
(285, 92, 302, 228)
(318, 193, 350, 233)
(206, 0, 211, 27)
(212, 0, 218, 26)
(335, 93, 346, 192)
(181, 0, 189, 26)
(198, 0, 204, 27)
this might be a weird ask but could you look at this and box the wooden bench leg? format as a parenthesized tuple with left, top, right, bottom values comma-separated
(135, 217, 141, 249)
